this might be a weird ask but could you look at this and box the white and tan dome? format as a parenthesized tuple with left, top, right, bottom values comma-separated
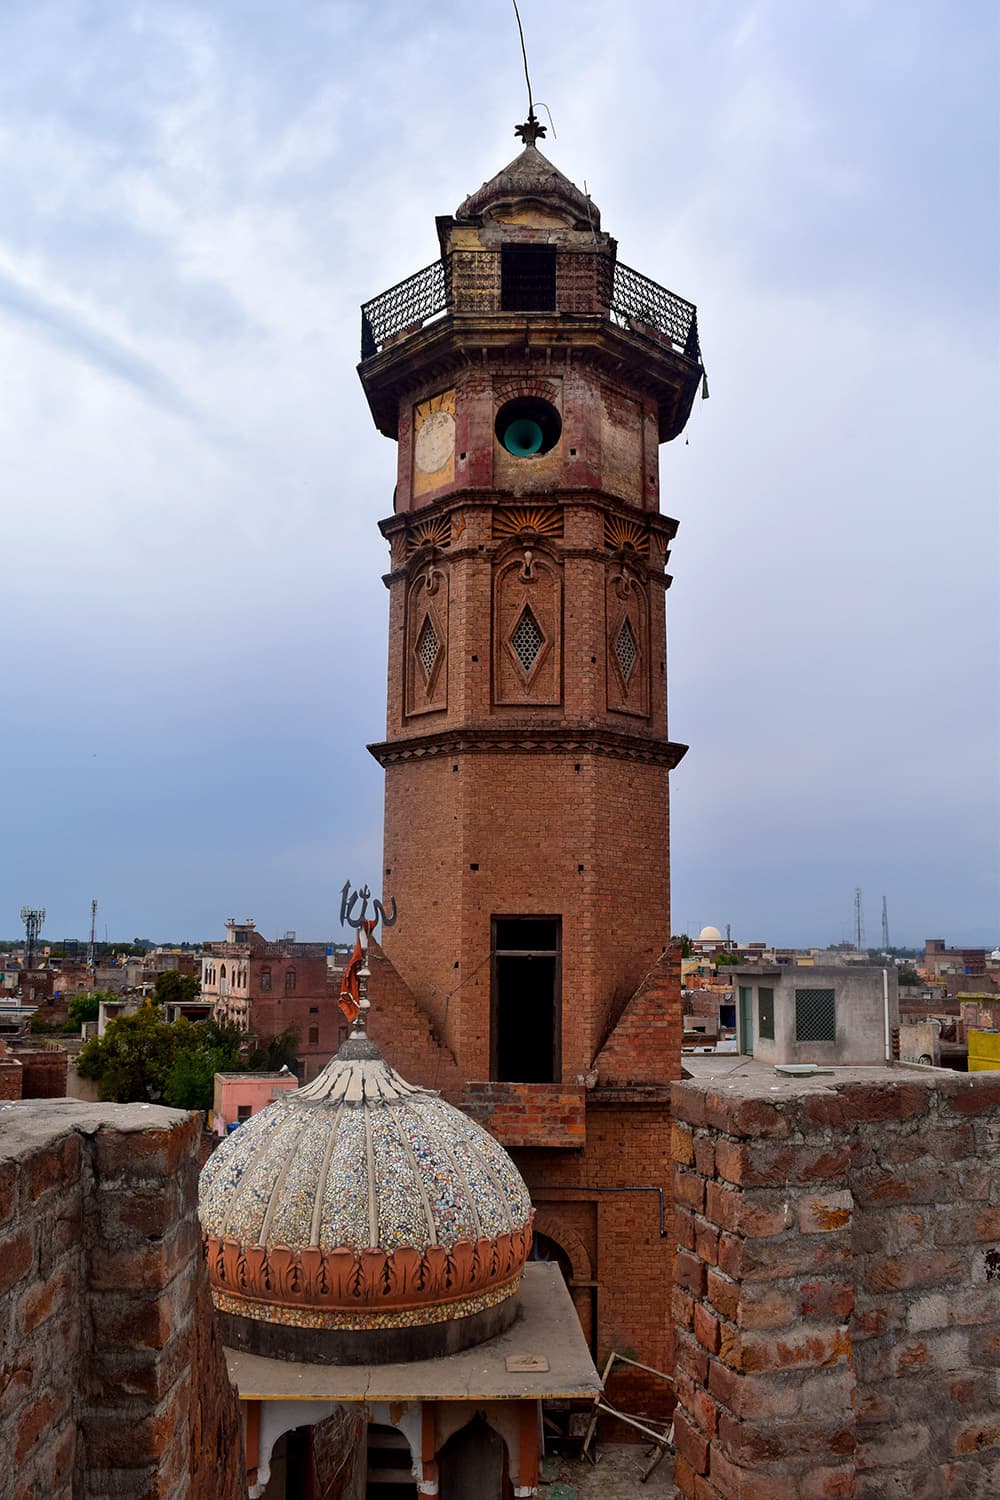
(199, 1036, 533, 1358)
(697, 925, 723, 943)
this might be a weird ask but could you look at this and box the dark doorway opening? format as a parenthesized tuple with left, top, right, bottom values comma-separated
(366, 1423, 416, 1499)
(492, 917, 561, 1083)
(437, 1414, 509, 1500)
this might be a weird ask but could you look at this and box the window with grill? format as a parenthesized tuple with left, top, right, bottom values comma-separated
(510, 607, 544, 674)
(615, 619, 638, 681)
(415, 616, 439, 679)
(758, 986, 775, 1041)
(795, 988, 836, 1042)
(501, 246, 556, 311)
(308, 1025, 319, 1045)
(260, 967, 271, 991)
(284, 967, 296, 993)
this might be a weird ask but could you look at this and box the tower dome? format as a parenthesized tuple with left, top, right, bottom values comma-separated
(199, 1036, 534, 1363)
(697, 926, 723, 943)
(455, 142, 600, 228)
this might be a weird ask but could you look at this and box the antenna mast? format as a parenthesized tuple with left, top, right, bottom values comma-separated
(20, 907, 46, 970)
(512, 0, 537, 126)
(853, 888, 865, 952)
(881, 895, 890, 953)
(88, 899, 98, 971)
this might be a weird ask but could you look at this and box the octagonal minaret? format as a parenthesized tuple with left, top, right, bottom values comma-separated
(359, 121, 703, 1091)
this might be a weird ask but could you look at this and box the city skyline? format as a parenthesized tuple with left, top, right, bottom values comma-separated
(3, 1, 997, 948)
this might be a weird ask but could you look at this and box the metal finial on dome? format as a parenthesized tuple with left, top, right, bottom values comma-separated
(338, 878, 397, 1039)
(515, 112, 547, 147)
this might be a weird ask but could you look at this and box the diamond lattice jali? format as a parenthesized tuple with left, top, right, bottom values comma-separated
(510, 608, 544, 674)
(616, 619, 638, 681)
(416, 617, 439, 679)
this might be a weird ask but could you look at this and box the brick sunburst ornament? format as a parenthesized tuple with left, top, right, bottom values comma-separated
(492, 506, 563, 540)
(604, 515, 649, 554)
(404, 515, 452, 557)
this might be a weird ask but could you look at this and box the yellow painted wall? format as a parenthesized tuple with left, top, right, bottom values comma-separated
(968, 1029, 1000, 1071)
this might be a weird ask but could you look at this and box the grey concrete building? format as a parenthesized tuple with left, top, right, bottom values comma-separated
(732, 964, 899, 1066)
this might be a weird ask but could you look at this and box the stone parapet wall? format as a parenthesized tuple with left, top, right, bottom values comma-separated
(0, 1101, 245, 1500)
(669, 1068, 1000, 1500)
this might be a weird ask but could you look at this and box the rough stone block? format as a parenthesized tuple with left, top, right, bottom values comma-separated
(674, 1408, 710, 1475)
(798, 1191, 853, 1234)
(0, 1226, 33, 1296)
(741, 1327, 850, 1374)
(737, 1285, 800, 1332)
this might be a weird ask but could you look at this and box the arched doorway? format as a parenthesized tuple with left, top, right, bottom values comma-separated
(436, 1415, 508, 1500)
(530, 1215, 596, 1353)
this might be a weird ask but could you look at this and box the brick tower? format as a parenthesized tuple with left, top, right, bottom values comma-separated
(359, 122, 704, 1411)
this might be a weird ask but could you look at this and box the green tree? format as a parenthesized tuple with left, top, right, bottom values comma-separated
(162, 1015, 245, 1111)
(67, 994, 102, 1029)
(76, 1006, 178, 1103)
(675, 934, 692, 958)
(153, 970, 201, 1007)
(715, 951, 740, 967)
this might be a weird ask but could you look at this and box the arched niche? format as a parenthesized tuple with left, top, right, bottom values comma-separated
(404, 558, 449, 717)
(492, 543, 562, 706)
(605, 561, 650, 717)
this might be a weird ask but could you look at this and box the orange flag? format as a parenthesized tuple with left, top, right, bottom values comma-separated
(338, 933, 363, 1022)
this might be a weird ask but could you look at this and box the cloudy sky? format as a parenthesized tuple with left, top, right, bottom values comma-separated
(2, 0, 996, 950)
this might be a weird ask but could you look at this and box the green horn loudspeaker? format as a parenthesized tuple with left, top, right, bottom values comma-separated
(501, 417, 544, 456)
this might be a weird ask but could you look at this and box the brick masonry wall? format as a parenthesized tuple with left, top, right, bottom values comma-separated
(669, 1067, 1000, 1500)
(463, 1082, 587, 1147)
(0, 1055, 22, 1099)
(11, 1043, 68, 1098)
(0, 1100, 245, 1500)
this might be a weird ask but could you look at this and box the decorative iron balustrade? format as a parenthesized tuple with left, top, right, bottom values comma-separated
(610, 261, 701, 362)
(360, 251, 701, 366)
(361, 259, 448, 359)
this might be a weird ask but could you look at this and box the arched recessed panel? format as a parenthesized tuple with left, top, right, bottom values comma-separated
(606, 566, 650, 717)
(405, 566, 448, 717)
(493, 551, 562, 706)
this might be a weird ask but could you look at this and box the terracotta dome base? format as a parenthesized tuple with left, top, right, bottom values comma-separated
(217, 1288, 521, 1365)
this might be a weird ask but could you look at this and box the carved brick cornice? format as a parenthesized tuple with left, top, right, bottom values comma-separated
(369, 724, 688, 769)
(204, 1218, 533, 1323)
(360, 314, 701, 443)
(379, 489, 679, 542)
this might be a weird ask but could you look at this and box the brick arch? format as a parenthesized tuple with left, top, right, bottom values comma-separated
(493, 376, 562, 407)
(530, 1208, 593, 1285)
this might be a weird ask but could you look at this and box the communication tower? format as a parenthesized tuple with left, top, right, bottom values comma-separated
(20, 907, 46, 970)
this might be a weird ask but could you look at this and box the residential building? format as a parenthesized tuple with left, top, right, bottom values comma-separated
(201, 918, 350, 1081)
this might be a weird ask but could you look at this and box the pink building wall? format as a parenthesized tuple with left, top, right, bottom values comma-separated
(212, 1072, 298, 1131)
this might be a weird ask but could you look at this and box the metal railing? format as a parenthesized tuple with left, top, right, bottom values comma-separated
(610, 260, 701, 362)
(360, 252, 701, 365)
(361, 259, 448, 359)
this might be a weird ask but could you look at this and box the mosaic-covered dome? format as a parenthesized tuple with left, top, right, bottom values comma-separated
(199, 1036, 534, 1363)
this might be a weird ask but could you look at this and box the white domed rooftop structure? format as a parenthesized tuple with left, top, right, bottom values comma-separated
(697, 925, 723, 943)
(199, 1035, 534, 1363)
